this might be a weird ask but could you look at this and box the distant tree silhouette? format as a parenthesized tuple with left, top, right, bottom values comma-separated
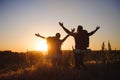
(101, 41, 105, 51)
(108, 40, 112, 51)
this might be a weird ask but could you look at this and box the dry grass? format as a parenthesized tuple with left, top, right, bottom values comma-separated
(0, 50, 120, 80)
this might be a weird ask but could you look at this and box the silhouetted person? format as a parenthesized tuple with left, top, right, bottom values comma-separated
(35, 33, 70, 66)
(59, 22, 100, 69)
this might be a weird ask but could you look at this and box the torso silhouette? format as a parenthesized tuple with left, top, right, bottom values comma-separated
(47, 37, 62, 55)
(73, 30, 89, 50)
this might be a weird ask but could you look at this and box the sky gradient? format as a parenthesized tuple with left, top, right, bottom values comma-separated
(0, 0, 120, 52)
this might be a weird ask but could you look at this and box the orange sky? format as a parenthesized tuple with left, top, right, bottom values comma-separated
(0, 0, 120, 52)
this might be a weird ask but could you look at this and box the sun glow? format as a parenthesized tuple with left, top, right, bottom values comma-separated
(36, 39, 48, 52)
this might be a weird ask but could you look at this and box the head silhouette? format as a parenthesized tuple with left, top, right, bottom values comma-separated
(77, 25, 83, 33)
(55, 33, 61, 39)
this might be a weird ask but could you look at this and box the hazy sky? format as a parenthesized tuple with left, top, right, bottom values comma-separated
(0, 0, 120, 52)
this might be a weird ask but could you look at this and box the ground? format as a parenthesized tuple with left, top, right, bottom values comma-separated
(1, 63, 120, 80)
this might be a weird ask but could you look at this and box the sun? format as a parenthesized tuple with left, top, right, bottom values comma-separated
(36, 39, 48, 52)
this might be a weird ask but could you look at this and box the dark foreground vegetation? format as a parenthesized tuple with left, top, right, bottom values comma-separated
(0, 50, 120, 80)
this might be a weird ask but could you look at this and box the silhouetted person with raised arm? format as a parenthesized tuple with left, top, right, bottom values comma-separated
(59, 22, 100, 69)
(35, 32, 70, 66)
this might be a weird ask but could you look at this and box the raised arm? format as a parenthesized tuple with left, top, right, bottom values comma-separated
(88, 26, 100, 36)
(59, 22, 74, 36)
(35, 33, 46, 39)
(61, 34, 69, 42)
(61, 28, 75, 42)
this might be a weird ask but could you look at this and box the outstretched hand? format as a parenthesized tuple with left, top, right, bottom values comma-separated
(71, 28, 75, 33)
(35, 33, 40, 37)
(59, 22, 64, 27)
(96, 26, 100, 30)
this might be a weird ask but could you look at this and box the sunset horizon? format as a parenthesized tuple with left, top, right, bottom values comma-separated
(0, 0, 120, 52)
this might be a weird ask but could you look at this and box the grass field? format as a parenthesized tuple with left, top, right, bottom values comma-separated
(0, 50, 120, 80)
